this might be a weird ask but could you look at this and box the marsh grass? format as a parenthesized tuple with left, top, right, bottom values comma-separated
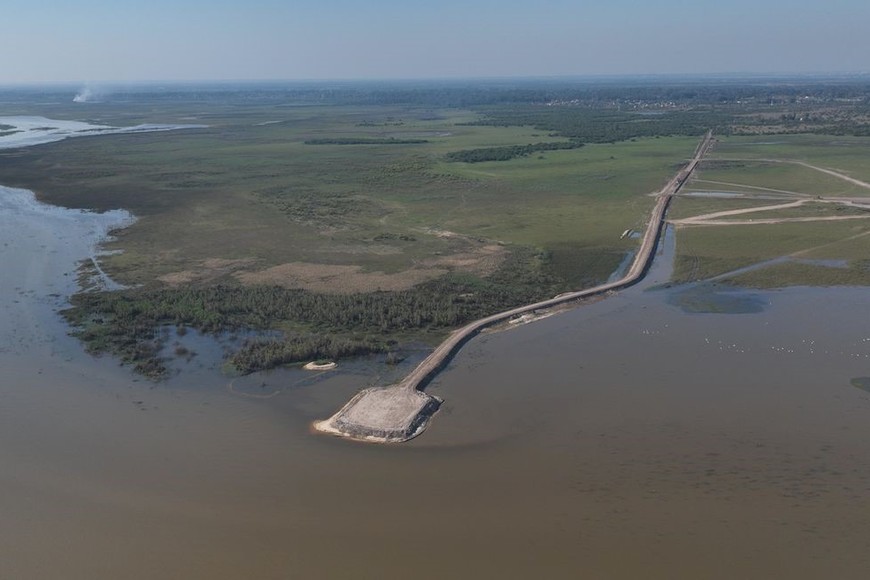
(0, 99, 706, 376)
(0, 106, 694, 288)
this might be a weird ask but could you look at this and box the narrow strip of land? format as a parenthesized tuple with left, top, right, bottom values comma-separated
(314, 131, 715, 443)
(711, 158, 870, 192)
(670, 198, 870, 227)
(690, 178, 815, 198)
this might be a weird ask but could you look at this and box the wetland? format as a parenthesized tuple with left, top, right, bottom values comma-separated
(4, 80, 870, 578)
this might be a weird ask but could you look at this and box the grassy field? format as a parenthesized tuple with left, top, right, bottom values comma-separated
(727, 260, 870, 288)
(709, 134, 870, 184)
(5, 82, 870, 376)
(0, 98, 703, 376)
(713, 202, 870, 221)
(667, 195, 783, 220)
(694, 159, 868, 197)
(4, 97, 869, 375)
(3, 86, 869, 376)
(687, 134, 870, 200)
(669, 134, 870, 287)
(673, 220, 870, 280)
(0, 104, 692, 290)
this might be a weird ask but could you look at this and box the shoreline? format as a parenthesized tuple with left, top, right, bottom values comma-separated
(0, 115, 206, 150)
(314, 131, 715, 443)
(0, 184, 134, 362)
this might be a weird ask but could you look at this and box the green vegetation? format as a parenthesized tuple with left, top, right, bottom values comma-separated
(672, 219, 870, 285)
(6, 80, 870, 377)
(62, 248, 561, 378)
(445, 140, 584, 163)
(2, 96, 702, 378)
(666, 196, 778, 220)
(0, 106, 688, 287)
(714, 203, 869, 221)
(728, 261, 870, 288)
(707, 134, 870, 186)
(696, 159, 868, 197)
(304, 137, 429, 145)
(231, 336, 381, 375)
(465, 107, 727, 142)
(670, 133, 870, 288)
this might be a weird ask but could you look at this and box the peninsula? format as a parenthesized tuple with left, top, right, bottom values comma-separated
(314, 131, 716, 443)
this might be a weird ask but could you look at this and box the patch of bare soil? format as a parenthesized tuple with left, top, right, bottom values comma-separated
(232, 242, 507, 294)
(158, 258, 257, 286)
(422, 244, 507, 277)
(158, 234, 508, 294)
(234, 262, 447, 293)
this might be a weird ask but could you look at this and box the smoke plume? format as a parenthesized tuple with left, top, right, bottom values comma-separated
(73, 87, 102, 103)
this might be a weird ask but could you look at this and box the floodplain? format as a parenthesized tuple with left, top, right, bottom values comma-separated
(672, 134, 870, 287)
(0, 88, 701, 377)
(4, 80, 870, 578)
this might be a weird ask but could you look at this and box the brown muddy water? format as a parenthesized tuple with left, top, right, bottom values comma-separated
(3, 184, 870, 580)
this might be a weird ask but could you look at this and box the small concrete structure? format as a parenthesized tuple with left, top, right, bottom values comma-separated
(313, 386, 441, 443)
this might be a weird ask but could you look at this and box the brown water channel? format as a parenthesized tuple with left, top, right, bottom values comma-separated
(3, 183, 870, 578)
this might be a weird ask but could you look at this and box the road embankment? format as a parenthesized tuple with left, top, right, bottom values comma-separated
(315, 131, 715, 443)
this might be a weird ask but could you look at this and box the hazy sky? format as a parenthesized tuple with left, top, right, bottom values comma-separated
(2, 0, 869, 83)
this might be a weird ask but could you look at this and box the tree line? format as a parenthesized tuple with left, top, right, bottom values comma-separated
(304, 137, 429, 145)
(63, 248, 562, 379)
(230, 335, 384, 375)
(464, 107, 730, 143)
(445, 140, 584, 163)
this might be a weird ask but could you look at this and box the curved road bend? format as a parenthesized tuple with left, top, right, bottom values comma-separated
(397, 131, 715, 393)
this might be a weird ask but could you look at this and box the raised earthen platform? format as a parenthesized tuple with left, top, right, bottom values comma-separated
(313, 386, 442, 443)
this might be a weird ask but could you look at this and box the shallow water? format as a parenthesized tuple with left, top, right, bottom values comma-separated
(3, 185, 870, 578)
(606, 250, 636, 283)
(668, 283, 769, 314)
(0, 115, 205, 150)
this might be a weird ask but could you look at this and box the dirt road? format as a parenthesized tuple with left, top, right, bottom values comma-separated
(670, 198, 870, 226)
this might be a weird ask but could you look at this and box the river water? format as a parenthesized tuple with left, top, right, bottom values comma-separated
(3, 169, 870, 577)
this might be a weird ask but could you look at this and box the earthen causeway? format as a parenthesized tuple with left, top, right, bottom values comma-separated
(314, 132, 715, 443)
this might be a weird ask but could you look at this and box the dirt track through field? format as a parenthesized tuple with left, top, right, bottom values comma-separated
(711, 158, 870, 191)
(671, 198, 870, 226)
(676, 156, 870, 226)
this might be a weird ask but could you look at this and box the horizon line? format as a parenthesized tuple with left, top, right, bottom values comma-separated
(2, 71, 870, 88)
